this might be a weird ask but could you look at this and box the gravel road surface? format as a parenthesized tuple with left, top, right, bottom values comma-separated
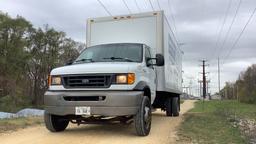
(0, 100, 195, 144)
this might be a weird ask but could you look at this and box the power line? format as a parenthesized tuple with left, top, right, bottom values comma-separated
(134, 0, 141, 13)
(212, 0, 233, 59)
(163, 15, 180, 46)
(122, 0, 132, 14)
(167, 0, 178, 39)
(223, 7, 256, 64)
(156, 0, 161, 10)
(211, 0, 233, 60)
(217, 0, 242, 58)
(148, 0, 155, 11)
(97, 0, 112, 16)
(212, 7, 256, 93)
(143, 0, 149, 10)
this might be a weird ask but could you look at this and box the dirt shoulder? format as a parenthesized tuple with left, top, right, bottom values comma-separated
(0, 117, 43, 133)
(0, 100, 195, 144)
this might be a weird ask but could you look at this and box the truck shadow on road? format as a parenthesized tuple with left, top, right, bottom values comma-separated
(57, 112, 174, 136)
(63, 123, 136, 136)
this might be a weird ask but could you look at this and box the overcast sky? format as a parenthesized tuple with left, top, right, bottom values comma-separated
(1, 0, 256, 95)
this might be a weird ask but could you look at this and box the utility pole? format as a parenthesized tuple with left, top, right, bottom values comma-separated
(199, 60, 210, 99)
(202, 60, 207, 99)
(218, 57, 221, 95)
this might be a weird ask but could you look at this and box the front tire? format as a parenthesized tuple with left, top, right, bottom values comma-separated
(134, 96, 151, 136)
(44, 112, 69, 132)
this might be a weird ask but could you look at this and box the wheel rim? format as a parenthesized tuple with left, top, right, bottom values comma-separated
(144, 105, 151, 129)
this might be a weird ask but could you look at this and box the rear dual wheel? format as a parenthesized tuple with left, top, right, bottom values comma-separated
(172, 97, 179, 116)
(166, 97, 180, 117)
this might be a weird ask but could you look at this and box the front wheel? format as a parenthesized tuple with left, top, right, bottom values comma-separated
(134, 96, 151, 136)
(44, 112, 69, 132)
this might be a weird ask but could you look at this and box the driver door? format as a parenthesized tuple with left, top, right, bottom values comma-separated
(145, 46, 156, 103)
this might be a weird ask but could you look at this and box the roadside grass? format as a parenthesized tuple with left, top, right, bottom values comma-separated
(191, 100, 256, 120)
(177, 100, 255, 144)
(0, 117, 43, 133)
(180, 99, 185, 104)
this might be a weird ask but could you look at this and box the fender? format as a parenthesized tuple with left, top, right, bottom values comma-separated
(133, 81, 149, 91)
(133, 81, 152, 103)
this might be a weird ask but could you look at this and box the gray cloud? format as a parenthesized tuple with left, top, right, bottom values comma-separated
(1, 0, 255, 95)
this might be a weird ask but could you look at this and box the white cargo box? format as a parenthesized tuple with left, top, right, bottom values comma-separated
(87, 11, 182, 94)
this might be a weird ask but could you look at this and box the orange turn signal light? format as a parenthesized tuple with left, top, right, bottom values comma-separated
(48, 75, 51, 87)
(128, 73, 135, 84)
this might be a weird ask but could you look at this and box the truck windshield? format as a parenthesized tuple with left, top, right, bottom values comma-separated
(74, 43, 143, 63)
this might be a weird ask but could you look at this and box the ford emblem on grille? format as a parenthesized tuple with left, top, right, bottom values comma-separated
(82, 79, 90, 84)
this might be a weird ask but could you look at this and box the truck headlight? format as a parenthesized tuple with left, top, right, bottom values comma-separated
(48, 75, 62, 86)
(116, 73, 135, 84)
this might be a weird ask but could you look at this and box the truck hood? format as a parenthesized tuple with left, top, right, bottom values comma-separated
(51, 62, 140, 75)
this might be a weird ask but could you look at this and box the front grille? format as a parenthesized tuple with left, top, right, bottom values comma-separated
(62, 74, 112, 88)
(63, 96, 106, 101)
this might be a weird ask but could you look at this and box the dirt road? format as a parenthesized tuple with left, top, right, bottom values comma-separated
(0, 100, 195, 144)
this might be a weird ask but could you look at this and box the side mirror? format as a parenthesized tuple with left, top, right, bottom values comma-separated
(65, 59, 74, 65)
(156, 54, 164, 66)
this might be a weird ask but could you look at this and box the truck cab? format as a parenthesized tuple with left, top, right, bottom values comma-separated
(44, 43, 164, 136)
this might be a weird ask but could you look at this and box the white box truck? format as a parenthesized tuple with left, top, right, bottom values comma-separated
(44, 11, 182, 136)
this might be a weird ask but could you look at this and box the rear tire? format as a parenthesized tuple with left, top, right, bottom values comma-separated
(172, 97, 180, 117)
(166, 97, 172, 116)
(134, 96, 151, 136)
(44, 112, 69, 132)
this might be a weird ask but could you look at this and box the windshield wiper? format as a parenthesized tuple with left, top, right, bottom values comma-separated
(74, 58, 94, 63)
(103, 57, 135, 62)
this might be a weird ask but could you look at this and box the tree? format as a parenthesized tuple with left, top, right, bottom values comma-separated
(220, 64, 256, 104)
(0, 12, 84, 110)
(0, 12, 33, 106)
(27, 26, 81, 105)
(237, 64, 256, 104)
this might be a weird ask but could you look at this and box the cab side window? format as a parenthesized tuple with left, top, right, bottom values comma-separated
(145, 47, 153, 67)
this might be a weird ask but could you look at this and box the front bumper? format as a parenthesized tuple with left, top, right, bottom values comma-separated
(44, 90, 143, 116)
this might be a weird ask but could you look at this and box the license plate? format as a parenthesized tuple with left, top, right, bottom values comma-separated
(75, 107, 91, 115)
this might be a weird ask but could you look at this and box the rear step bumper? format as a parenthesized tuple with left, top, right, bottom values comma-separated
(44, 90, 143, 116)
